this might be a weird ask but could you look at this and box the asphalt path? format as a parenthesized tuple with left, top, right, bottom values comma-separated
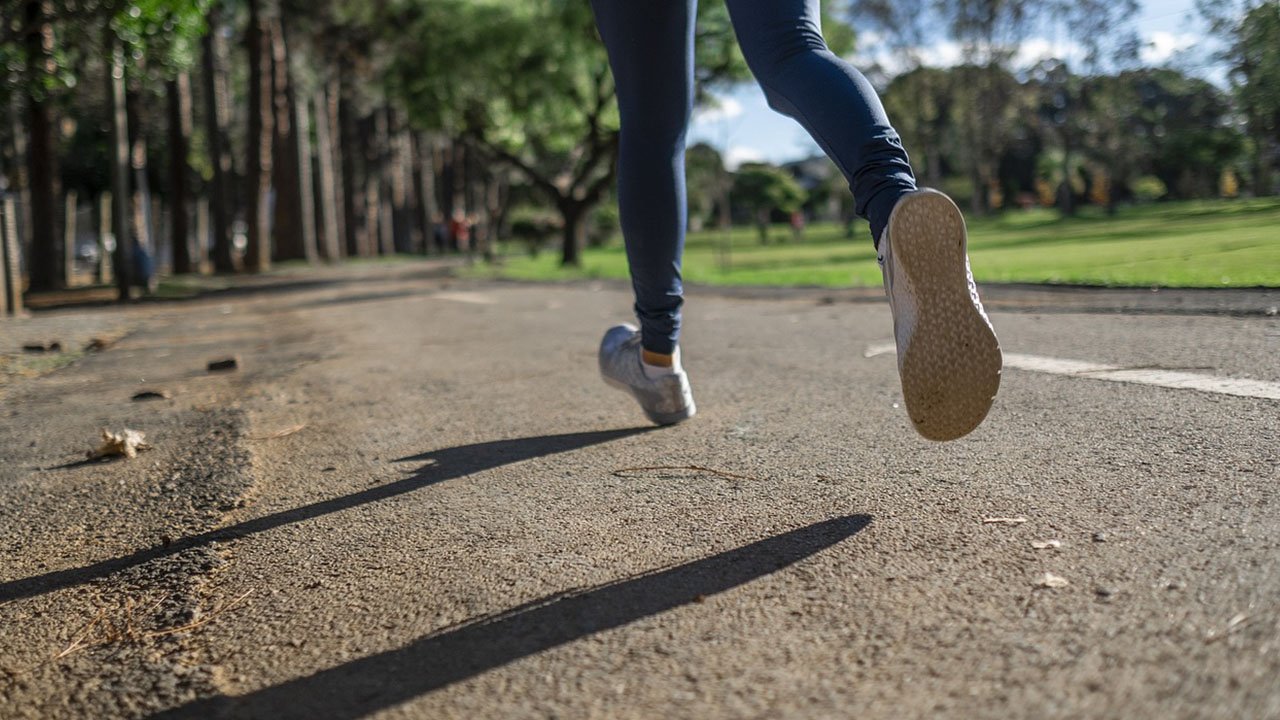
(1, 266, 1277, 718)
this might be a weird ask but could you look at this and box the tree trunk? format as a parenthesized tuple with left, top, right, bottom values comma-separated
(270, 14, 306, 262)
(1059, 141, 1075, 216)
(106, 33, 133, 299)
(167, 75, 193, 274)
(96, 192, 112, 283)
(62, 191, 77, 286)
(126, 89, 154, 287)
(2, 196, 24, 315)
(375, 106, 395, 256)
(294, 92, 318, 262)
(201, 12, 235, 273)
(245, 0, 273, 272)
(559, 199, 587, 267)
(364, 178, 381, 257)
(337, 68, 362, 258)
(390, 114, 413, 254)
(195, 196, 209, 271)
(24, 0, 61, 292)
(412, 133, 440, 255)
(313, 85, 342, 261)
(1254, 128, 1274, 197)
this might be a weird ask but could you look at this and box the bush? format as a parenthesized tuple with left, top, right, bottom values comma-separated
(508, 206, 560, 256)
(1132, 176, 1168, 202)
(589, 203, 620, 247)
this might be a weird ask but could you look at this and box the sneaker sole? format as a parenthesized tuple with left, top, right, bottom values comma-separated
(886, 190, 1002, 441)
(601, 375, 697, 426)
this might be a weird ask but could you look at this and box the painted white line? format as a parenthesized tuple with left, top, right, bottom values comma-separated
(865, 342, 1280, 401)
(431, 291, 498, 305)
(863, 342, 897, 358)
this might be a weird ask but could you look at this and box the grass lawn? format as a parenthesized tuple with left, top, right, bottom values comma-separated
(476, 198, 1280, 288)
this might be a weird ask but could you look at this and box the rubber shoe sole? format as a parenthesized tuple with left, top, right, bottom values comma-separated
(885, 190, 1002, 441)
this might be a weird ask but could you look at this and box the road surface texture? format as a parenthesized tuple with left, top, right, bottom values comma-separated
(2, 263, 1277, 719)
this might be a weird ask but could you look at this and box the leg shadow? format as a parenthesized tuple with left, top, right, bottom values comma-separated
(151, 514, 871, 720)
(1, 428, 653, 603)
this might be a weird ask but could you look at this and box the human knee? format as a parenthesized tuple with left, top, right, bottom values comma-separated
(621, 102, 692, 150)
(739, 24, 829, 90)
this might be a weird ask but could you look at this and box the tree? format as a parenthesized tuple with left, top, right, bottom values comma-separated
(730, 163, 807, 243)
(684, 142, 727, 231)
(383, 0, 753, 267)
(1201, 0, 1280, 195)
(21, 0, 61, 292)
(939, 0, 1044, 213)
(201, 5, 235, 273)
(245, 0, 272, 272)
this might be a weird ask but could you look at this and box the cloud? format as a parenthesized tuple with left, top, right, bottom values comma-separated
(724, 145, 765, 170)
(1141, 31, 1199, 64)
(692, 96, 744, 125)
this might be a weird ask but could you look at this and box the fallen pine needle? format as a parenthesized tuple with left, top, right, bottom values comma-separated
(250, 424, 306, 441)
(983, 517, 1028, 525)
(142, 589, 252, 638)
(612, 465, 760, 482)
(54, 609, 109, 659)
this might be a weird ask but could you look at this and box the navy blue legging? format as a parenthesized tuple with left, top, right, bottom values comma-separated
(591, 0, 917, 355)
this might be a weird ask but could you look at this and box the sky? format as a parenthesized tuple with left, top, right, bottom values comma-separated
(687, 0, 1214, 168)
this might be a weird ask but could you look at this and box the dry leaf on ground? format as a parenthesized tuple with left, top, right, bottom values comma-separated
(88, 428, 152, 459)
(1035, 572, 1070, 589)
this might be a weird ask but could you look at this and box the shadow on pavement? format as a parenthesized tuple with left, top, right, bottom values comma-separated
(0, 428, 652, 604)
(150, 514, 871, 720)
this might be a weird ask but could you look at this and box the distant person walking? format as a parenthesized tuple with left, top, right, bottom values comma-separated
(592, 0, 1002, 440)
(448, 209, 471, 253)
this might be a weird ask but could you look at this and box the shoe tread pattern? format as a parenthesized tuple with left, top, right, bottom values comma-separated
(888, 191, 1002, 441)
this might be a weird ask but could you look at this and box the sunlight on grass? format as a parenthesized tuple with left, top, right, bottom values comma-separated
(477, 199, 1280, 288)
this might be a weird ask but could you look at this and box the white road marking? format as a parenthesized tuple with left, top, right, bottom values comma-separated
(431, 291, 498, 305)
(864, 342, 1280, 400)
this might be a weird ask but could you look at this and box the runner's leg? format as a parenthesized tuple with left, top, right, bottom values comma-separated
(589, 0, 697, 356)
(723, 0, 916, 245)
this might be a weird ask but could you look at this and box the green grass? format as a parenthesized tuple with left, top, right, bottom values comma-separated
(475, 198, 1280, 288)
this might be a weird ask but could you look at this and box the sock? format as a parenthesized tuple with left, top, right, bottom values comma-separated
(642, 347, 681, 379)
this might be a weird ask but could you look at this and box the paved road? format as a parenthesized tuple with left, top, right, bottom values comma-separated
(2, 265, 1277, 719)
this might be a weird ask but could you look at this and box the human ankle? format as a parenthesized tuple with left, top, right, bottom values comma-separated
(641, 347, 681, 379)
(641, 349, 674, 367)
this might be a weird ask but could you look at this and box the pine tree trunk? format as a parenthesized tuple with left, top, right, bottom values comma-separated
(245, 0, 273, 272)
(24, 0, 61, 292)
(126, 90, 154, 286)
(412, 133, 440, 255)
(62, 191, 77, 286)
(313, 86, 342, 261)
(96, 192, 112, 283)
(295, 92, 318, 262)
(167, 75, 193, 274)
(106, 33, 133, 299)
(375, 107, 395, 256)
(270, 14, 306, 262)
(338, 69, 362, 257)
(201, 13, 234, 273)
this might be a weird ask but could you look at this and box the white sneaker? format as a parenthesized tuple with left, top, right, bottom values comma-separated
(599, 324, 696, 426)
(879, 189, 1002, 441)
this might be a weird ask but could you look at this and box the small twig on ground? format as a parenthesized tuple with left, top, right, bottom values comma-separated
(142, 589, 252, 639)
(982, 517, 1028, 525)
(250, 424, 306, 441)
(54, 608, 109, 660)
(611, 465, 761, 482)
